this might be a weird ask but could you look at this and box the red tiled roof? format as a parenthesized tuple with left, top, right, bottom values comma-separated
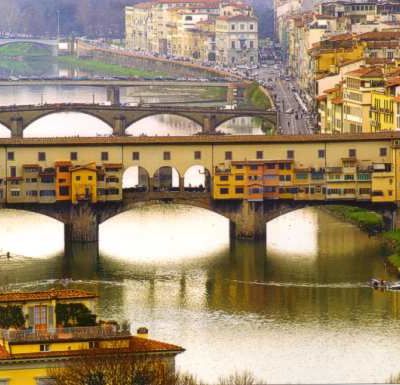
(22, 164, 40, 168)
(0, 336, 184, 361)
(346, 66, 383, 78)
(104, 163, 123, 169)
(0, 289, 97, 304)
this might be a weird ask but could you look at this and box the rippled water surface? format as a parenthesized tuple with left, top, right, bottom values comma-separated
(0, 206, 398, 383)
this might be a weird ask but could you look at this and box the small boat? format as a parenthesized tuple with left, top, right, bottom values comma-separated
(370, 279, 400, 290)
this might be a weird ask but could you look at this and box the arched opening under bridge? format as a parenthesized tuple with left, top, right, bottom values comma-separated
(183, 165, 211, 192)
(125, 114, 201, 136)
(0, 208, 63, 258)
(23, 112, 113, 137)
(0, 123, 11, 138)
(123, 166, 150, 192)
(153, 166, 180, 192)
(99, 203, 229, 263)
(217, 116, 268, 135)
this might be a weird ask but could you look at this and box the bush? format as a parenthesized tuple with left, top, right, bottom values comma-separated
(325, 205, 383, 233)
(0, 305, 25, 329)
(55, 303, 96, 327)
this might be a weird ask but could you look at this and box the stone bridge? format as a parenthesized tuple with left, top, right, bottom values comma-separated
(0, 38, 58, 47)
(3, 192, 397, 251)
(0, 104, 277, 136)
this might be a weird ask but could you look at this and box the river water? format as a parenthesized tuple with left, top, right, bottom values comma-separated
(0, 206, 398, 383)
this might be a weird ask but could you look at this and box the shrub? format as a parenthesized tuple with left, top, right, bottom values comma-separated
(55, 303, 96, 327)
(0, 305, 25, 329)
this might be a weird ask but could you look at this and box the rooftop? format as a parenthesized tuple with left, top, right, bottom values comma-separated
(0, 335, 184, 362)
(0, 289, 97, 304)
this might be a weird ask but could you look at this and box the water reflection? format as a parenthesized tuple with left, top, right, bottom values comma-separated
(0, 209, 63, 258)
(0, 207, 399, 383)
(24, 112, 113, 137)
(218, 117, 263, 135)
(99, 205, 229, 263)
(126, 114, 201, 136)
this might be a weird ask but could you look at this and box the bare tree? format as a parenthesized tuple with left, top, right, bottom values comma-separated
(218, 371, 266, 385)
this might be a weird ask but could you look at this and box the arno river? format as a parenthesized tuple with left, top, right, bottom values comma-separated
(0, 62, 400, 383)
(0, 207, 399, 383)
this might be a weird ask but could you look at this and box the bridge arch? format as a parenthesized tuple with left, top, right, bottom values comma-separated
(0, 122, 11, 138)
(0, 40, 57, 48)
(215, 115, 276, 133)
(122, 166, 150, 192)
(23, 111, 113, 137)
(153, 166, 181, 192)
(183, 165, 211, 192)
(125, 113, 202, 136)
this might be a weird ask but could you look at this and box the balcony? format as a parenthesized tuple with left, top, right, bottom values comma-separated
(0, 325, 130, 343)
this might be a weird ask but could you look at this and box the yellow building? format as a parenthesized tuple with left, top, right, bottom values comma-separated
(342, 66, 384, 133)
(70, 163, 97, 204)
(0, 289, 184, 385)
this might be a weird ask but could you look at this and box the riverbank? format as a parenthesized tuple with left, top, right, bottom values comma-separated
(321, 205, 384, 233)
(0, 42, 51, 58)
(243, 82, 271, 109)
(58, 56, 166, 78)
(382, 230, 400, 268)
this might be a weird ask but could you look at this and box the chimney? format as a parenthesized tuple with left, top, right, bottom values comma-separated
(136, 327, 149, 339)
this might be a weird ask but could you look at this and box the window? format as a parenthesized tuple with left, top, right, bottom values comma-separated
(235, 175, 244, 181)
(380, 147, 387, 157)
(231, 24, 235, 30)
(26, 178, 38, 183)
(287, 150, 294, 159)
(7, 152, 14, 161)
(10, 167, 16, 178)
(59, 166, 69, 172)
(231, 41, 236, 49)
(220, 188, 229, 194)
(344, 174, 354, 180)
(41, 175, 54, 183)
(250, 41, 254, 49)
(250, 165, 258, 170)
(163, 151, 171, 160)
(10, 190, 20, 197)
(26, 190, 38, 197)
(266, 163, 275, 169)
(279, 175, 291, 181)
(235, 187, 244, 194)
(343, 188, 355, 195)
(220, 175, 229, 181)
(235, 165, 243, 169)
(97, 188, 106, 196)
(101, 152, 109, 161)
(39, 190, 56, 197)
(76, 176, 81, 181)
(132, 152, 140, 160)
(318, 149, 325, 158)
(250, 24, 254, 30)
(256, 151, 263, 159)
(40, 344, 50, 352)
(107, 188, 120, 195)
(59, 186, 69, 196)
(38, 152, 46, 161)
(359, 188, 371, 195)
(88, 176, 93, 181)
(225, 151, 232, 160)
(106, 177, 119, 183)
(194, 151, 201, 160)
(70, 152, 78, 161)
(348, 148, 356, 157)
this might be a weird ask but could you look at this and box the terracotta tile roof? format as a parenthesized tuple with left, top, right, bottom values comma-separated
(134, 2, 154, 9)
(0, 289, 97, 304)
(386, 77, 400, 87)
(316, 94, 327, 101)
(346, 66, 383, 78)
(54, 161, 73, 166)
(70, 164, 97, 172)
(331, 97, 343, 104)
(358, 31, 400, 41)
(22, 164, 40, 168)
(217, 15, 257, 21)
(0, 336, 184, 362)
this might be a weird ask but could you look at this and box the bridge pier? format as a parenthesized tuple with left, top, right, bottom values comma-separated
(64, 205, 99, 247)
(10, 117, 23, 137)
(203, 115, 216, 134)
(106, 86, 121, 106)
(113, 116, 127, 136)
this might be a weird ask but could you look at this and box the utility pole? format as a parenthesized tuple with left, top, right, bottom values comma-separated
(57, 10, 60, 41)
